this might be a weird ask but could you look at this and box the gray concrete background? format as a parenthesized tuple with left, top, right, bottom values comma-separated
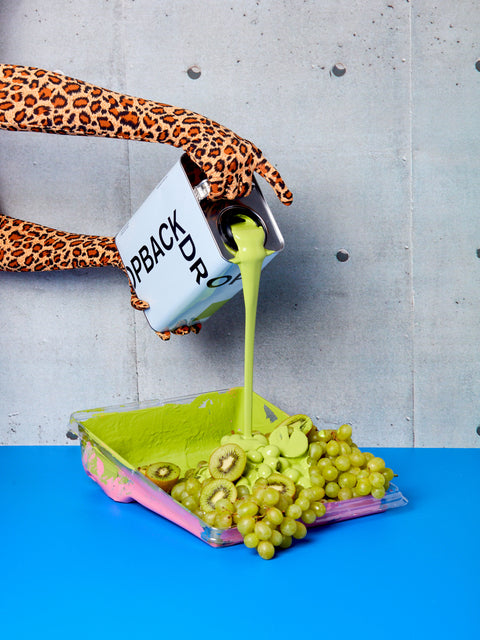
(1, 0, 479, 447)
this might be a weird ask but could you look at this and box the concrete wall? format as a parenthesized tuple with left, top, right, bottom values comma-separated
(1, 0, 479, 447)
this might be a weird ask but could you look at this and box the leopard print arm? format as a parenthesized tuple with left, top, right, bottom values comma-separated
(0, 64, 293, 205)
(0, 213, 200, 340)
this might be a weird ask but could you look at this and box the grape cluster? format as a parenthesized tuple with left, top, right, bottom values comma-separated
(307, 423, 395, 501)
(160, 421, 396, 560)
(170, 469, 325, 560)
(234, 481, 325, 559)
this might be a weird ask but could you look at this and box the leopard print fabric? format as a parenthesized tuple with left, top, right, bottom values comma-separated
(0, 213, 200, 340)
(0, 63, 292, 339)
(0, 64, 293, 204)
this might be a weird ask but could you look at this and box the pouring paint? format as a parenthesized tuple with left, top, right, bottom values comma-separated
(227, 215, 272, 439)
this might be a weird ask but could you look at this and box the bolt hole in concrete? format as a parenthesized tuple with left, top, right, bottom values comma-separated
(187, 65, 202, 79)
(475, 59, 480, 72)
(336, 249, 349, 262)
(477, 425, 480, 436)
(331, 63, 346, 77)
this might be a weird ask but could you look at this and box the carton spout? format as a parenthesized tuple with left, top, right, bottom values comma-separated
(217, 206, 268, 253)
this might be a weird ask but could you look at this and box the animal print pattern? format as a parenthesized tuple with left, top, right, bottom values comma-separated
(0, 63, 292, 339)
(0, 213, 200, 340)
(0, 64, 293, 204)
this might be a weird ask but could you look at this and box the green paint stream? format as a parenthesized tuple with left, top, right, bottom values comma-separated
(228, 216, 271, 440)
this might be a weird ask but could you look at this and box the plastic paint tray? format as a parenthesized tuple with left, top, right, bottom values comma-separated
(69, 387, 408, 547)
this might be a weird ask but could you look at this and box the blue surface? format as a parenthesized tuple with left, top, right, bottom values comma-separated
(1, 446, 479, 638)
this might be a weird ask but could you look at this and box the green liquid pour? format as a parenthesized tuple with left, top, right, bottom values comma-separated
(228, 217, 270, 439)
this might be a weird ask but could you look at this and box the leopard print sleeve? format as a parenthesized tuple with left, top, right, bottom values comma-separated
(0, 64, 293, 205)
(0, 213, 199, 340)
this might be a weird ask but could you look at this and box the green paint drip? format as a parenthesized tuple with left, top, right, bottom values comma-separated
(228, 217, 270, 439)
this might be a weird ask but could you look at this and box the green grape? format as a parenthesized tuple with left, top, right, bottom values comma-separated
(383, 468, 395, 482)
(338, 471, 356, 488)
(311, 501, 326, 517)
(265, 507, 283, 526)
(262, 488, 280, 506)
(337, 487, 353, 501)
(252, 486, 267, 503)
(283, 467, 301, 483)
(247, 449, 263, 463)
(279, 535, 293, 549)
(356, 478, 372, 496)
(215, 498, 235, 513)
(180, 489, 190, 503)
(171, 481, 186, 502)
(298, 488, 313, 501)
(325, 481, 340, 498)
(317, 429, 334, 442)
(357, 469, 370, 480)
(295, 496, 310, 511)
(308, 486, 326, 502)
(337, 424, 353, 441)
(369, 471, 386, 488)
(280, 517, 297, 537)
(349, 450, 366, 467)
(263, 456, 280, 471)
(334, 455, 351, 472)
(236, 484, 251, 499)
(182, 495, 198, 512)
(237, 516, 256, 536)
(257, 463, 273, 478)
(293, 521, 308, 540)
(302, 509, 316, 524)
(214, 511, 233, 529)
(317, 458, 332, 470)
(185, 477, 201, 494)
(308, 428, 322, 443)
(309, 442, 324, 461)
(322, 465, 339, 481)
(255, 521, 273, 541)
(371, 487, 386, 500)
(263, 444, 281, 457)
(286, 503, 303, 520)
(253, 433, 269, 445)
(236, 499, 259, 518)
(243, 532, 259, 548)
(270, 530, 283, 547)
(339, 442, 352, 456)
(326, 440, 341, 457)
(276, 494, 292, 512)
(203, 511, 216, 526)
(257, 540, 275, 560)
(367, 457, 385, 472)
(364, 451, 375, 462)
(308, 465, 325, 486)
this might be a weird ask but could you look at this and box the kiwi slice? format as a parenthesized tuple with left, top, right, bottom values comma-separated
(265, 473, 296, 498)
(143, 461, 181, 493)
(208, 443, 247, 481)
(278, 414, 314, 436)
(200, 479, 238, 513)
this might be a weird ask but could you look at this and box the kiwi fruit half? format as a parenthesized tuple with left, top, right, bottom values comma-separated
(209, 443, 247, 481)
(278, 414, 314, 436)
(200, 479, 238, 513)
(265, 473, 296, 498)
(143, 461, 180, 493)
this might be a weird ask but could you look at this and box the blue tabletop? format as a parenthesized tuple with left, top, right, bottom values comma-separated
(1, 446, 479, 639)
